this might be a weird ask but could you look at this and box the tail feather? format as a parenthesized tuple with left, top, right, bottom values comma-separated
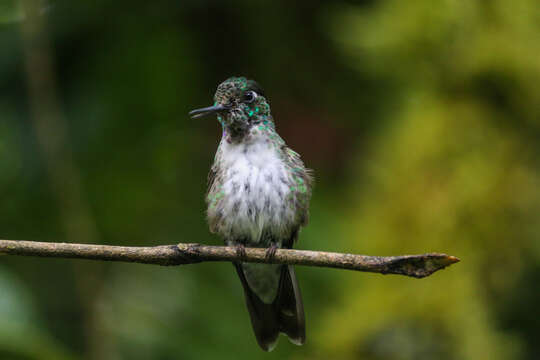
(234, 263, 305, 351)
(277, 266, 305, 345)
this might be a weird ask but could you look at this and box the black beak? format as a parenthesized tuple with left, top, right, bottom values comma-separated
(189, 104, 230, 119)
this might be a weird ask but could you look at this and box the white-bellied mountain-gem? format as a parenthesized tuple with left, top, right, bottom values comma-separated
(190, 77, 313, 351)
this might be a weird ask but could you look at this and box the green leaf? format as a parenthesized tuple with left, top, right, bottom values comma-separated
(0, 0, 24, 24)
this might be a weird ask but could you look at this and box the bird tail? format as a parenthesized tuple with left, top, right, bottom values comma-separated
(234, 264, 305, 351)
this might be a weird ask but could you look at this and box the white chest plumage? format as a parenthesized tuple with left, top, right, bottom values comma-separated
(213, 135, 295, 245)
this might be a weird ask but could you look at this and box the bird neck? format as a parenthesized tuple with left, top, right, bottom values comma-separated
(221, 114, 277, 145)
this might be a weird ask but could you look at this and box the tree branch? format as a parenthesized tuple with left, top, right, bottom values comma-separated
(0, 239, 459, 278)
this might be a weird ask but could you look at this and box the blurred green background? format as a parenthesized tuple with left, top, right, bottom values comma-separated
(1, 0, 539, 359)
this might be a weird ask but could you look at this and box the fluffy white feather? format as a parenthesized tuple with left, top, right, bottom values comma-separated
(215, 131, 294, 245)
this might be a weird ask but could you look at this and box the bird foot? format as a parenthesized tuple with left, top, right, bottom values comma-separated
(235, 244, 247, 260)
(265, 243, 278, 261)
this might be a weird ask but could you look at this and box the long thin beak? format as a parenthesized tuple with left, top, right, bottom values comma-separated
(189, 104, 229, 119)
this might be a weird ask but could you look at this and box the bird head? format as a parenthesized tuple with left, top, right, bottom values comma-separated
(190, 77, 271, 138)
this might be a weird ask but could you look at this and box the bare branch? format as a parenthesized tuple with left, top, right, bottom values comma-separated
(0, 239, 459, 278)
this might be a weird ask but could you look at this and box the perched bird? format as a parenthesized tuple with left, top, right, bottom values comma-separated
(190, 77, 313, 351)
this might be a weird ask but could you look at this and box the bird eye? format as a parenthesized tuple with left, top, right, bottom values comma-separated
(243, 90, 257, 103)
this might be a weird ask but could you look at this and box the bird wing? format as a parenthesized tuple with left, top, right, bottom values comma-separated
(281, 146, 314, 228)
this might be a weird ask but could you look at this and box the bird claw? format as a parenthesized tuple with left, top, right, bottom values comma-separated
(235, 244, 247, 260)
(265, 244, 278, 261)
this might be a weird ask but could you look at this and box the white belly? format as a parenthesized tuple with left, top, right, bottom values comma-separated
(214, 138, 295, 244)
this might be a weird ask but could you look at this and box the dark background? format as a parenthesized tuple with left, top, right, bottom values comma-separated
(1, 1, 539, 359)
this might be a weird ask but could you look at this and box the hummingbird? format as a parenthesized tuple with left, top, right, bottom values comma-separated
(190, 77, 313, 351)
